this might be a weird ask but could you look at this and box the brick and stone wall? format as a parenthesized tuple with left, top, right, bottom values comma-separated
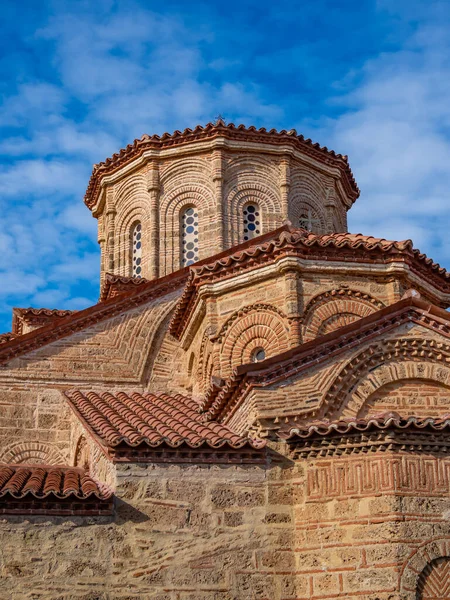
(0, 451, 449, 599)
(96, 144, 350, 283)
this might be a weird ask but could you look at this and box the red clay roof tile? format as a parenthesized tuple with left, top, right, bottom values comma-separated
(0, 465, 111, 499)
(85, 123, 359, 210)
(200, 296, 450, 424)
(12, 307, 76, 335)
(283, 412, 450, 439)
(169, 226, 450, 340)
(0, 465, 113, 515)
(65, 390, 265, 456)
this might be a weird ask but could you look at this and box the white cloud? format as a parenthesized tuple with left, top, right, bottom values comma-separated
(0, 159, 87, 197)
(305, 10, 450, 265)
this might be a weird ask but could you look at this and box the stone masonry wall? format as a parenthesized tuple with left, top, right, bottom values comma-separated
(1, 450, 450, 599)
(0, 453, 298, 600)
(294, 451, 450, 600)
(99, 146, 349, 283)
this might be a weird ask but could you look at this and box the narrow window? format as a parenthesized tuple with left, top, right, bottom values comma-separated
(298, 208, 322, 232)
(131, 222, 142, 277)
(243, 203, 261, 241)
(181, 207, 199, 267)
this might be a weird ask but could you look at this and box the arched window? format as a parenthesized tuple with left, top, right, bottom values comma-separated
(298, 207, 322, 232)
(181, 207, 199, 267)
(131, 222, 142, 277)
(243, 203, 261, 241)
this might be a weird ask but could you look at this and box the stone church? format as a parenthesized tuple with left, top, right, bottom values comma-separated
(0, 121, 449, 600)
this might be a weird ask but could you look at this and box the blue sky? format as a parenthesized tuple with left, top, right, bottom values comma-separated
(0, 0, 449, 332)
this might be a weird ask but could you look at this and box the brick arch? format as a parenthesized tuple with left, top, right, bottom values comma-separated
(159, 156, 213, 191)
(0, 441, 66, 465)
(115, 175, 152, 277)
(358, 376, 450, 418)
(321, 338, 450, 419)
(302, 289, 384, 342)
(218, 305, 290, 377)
(289, 165, 328, 230)
(417, 557, 450, 599)
(159, 185, 215, 274)
(290, 199, 327, 234)
(400, 539, 450, 595)
(197, 331, 220, 393)
(225, 183, 282, 246)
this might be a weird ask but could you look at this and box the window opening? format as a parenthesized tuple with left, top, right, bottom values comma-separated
(243, 203, 261, 241)
(252, 348, 266, 363)
(298, 208, 322, 232)
(181, 207, 199, 267)
(132, 222, 142, 277)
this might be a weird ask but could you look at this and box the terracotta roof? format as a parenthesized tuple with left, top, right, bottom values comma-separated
(0, 465, 113, 515)
(0, 332, 16, 345)
(283, 412, 450, 458)
(65, 390, 265, 462)
(84, 123, 359, 210)
(200, 296, 450, 424)
(284, 412, 450, 439)
(99, 273, 151, 302)
(169, 225, 450, 339)
(0, 224, 448, 366)
(12, 307, 76, 336)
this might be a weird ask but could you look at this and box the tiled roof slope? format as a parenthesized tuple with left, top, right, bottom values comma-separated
(99, 273, 151, 302)
(0, 225, 449, 365)
(201, 296, 450, 424)
(0, 332, 16, 345)
(284, 412, 450, 458)
(12, 307, 76, 336)
(284, 412, 450, 439)
(0, 465, 113, 515)
(170, 225, 450, 339)
(65, 390, 265, 463)
(84, 122, 359, 209)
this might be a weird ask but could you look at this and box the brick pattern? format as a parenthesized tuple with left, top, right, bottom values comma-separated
(417, 557, 450, 599)
(302, 289, 384, 342)
(359, 378, 450, 417)
(97, 138, 352, 283)
(219, 306, 291, 378)
(306, 456, 450, 499)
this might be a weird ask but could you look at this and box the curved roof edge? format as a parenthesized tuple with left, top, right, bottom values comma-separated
(84, 122, 360, 210)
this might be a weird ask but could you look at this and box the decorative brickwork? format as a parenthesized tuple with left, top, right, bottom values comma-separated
(360, 378, 450, 417)
(218, 305, 290, 377)
(0, 441, 66, 465)
(1, 123, 450, 598)
(302, 288, 384, 342)
(417, 557, 450, 599)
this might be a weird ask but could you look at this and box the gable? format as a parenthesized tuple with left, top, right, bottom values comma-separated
(201, 298, 450, 436)
(0, 290, 181, 385)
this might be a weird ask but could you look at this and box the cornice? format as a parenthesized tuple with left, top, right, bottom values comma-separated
(12, 307, 76, 336)
(84, 123, 359, 212)
(284, 412, 450, 459)
(169, 225, 450, 340)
